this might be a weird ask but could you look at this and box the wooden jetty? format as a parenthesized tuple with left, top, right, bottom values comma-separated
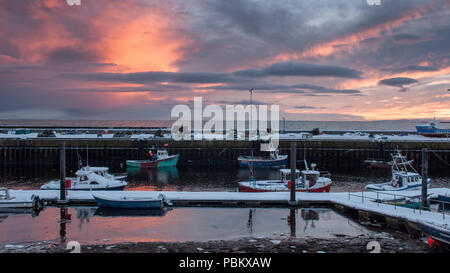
(8, 188, 450, 238)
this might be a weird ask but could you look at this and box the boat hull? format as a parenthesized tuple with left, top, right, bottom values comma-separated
(238, 181, 331, 193)
(0, 201, 35, 209)
(238, 155, 288, 168)
(416, 125, 450, 138)
(93, 196, 163, 209)
(126, 154, 179, 168)
(40, 181, 126, 191)
(365, 179, 430, 191)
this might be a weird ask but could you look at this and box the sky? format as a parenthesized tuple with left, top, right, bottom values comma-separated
(0, 0, 449, 121)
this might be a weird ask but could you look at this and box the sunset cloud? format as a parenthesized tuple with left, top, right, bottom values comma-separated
(0, 0, 449, 120)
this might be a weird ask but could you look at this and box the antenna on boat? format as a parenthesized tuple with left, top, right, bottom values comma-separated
(86, 144, 89, 167)
(247, 162, 255, 181)
(303, 144, 309, 171)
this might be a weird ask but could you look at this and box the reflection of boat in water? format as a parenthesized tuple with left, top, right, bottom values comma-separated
(126, 166, 179, 185)
(238, 149, 287, 168)
(41, 167, 127, 190)
(94, 207, 171, 217)
(126, 149, 179, 168)
(366, 150, 430, 191)
(238, 162, 332, 192)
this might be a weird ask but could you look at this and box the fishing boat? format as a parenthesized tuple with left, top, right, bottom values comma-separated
(126, 149, 179, 168)
(238, 162, 332, 192)
(0, 188, 44, 210)
(93, 193, 170, 209)
(416, 121, 450, 137)
(237, 149, 288, 168)
(41, 167, 127, 190)
(365, 150, 431, 191)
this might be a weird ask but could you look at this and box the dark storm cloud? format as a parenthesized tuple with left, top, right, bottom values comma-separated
(67, 71, 237, 84)
(294, 106, 317, 109)
(64, 61, 363, 85)
(47, 47, 101, 64)
(387, 65, 439, 73)
(378, 77, 418, 92)
(175, 0, 433, 71)
(379, 77, 418, 87)
(200, 82, 362, 95)
(234, 62, 362, 79)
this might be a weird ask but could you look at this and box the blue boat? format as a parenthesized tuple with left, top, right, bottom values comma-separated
(416, 121, 450, 137)
(238, 149, 288, 168)
(93, 194, 168, 209)
(437, 194, 450, 210)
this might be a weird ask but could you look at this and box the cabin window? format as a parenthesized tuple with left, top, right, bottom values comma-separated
(81, 176, 88, 181)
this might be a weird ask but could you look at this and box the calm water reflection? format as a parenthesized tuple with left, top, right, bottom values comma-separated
(0, 207, 374, 247)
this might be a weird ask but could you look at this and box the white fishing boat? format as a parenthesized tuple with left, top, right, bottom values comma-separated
(41, 167, 128, 190)
(77, 166, 127, 181)
(238, 162, 332, 192)
(365, 150, 431, 191)
(0, 188, 44, 209)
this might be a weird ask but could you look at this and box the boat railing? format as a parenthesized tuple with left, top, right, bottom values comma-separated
(347, 190, 450, 219)
(319, 171, 331, 178)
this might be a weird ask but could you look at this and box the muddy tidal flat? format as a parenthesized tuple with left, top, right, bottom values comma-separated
(1, 232, 436, 253)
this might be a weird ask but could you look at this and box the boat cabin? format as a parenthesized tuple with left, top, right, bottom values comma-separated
(301, 170, 319, 188)
(269, 149, 279, 160)
(156, 149, 169, 159)
(392, 172, 421, 187)
(280, 169, 301, 182)
(77, 166, 109, 177)
(0, 188, 11, 200)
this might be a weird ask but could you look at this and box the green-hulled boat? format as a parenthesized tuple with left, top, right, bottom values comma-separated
(126, 149, 179, 169)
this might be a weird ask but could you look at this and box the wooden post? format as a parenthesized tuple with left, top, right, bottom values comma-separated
(289, 142, 297, 205)
(289, 208, 296, 237)
(59, 142, 66, 202)
(421, 148, 428, 209)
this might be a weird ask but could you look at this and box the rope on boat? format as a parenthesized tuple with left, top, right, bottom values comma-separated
(424, 144, 450, 167)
